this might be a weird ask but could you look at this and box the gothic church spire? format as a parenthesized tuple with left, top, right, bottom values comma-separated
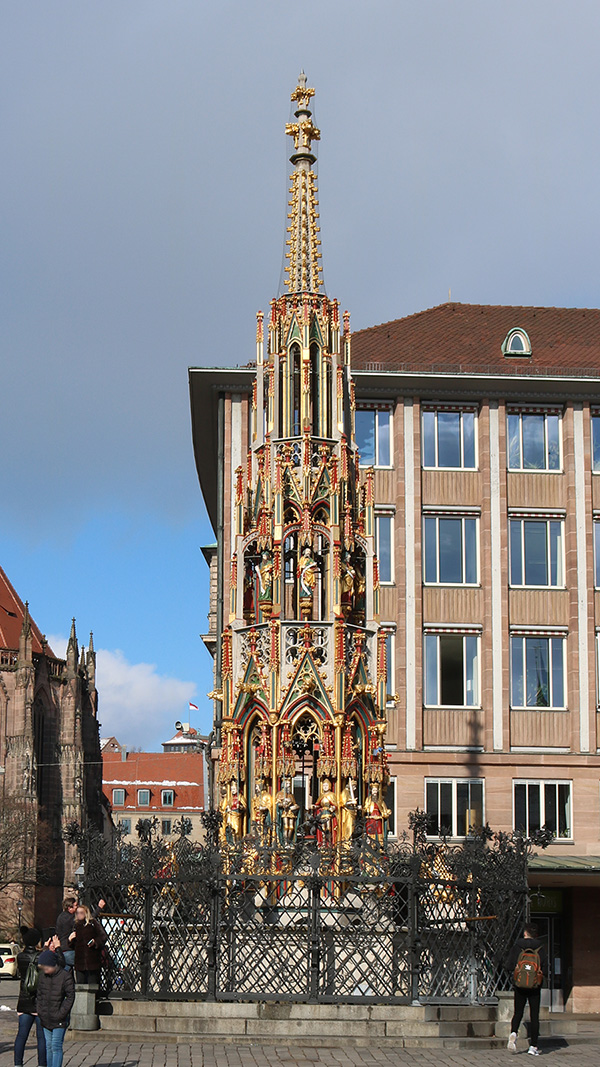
(284, 72, 323, 294)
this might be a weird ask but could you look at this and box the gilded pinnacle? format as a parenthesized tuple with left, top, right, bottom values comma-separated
(284, 73, 323, 295)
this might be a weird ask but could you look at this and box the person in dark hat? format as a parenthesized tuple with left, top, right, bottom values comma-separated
(35, 950, 74, 1067)
(14, 927, 46, 1067)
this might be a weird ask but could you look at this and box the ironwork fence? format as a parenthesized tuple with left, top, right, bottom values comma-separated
(67, 815, 538, 1005)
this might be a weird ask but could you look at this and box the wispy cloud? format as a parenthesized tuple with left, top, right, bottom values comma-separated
(48, 636, 197, 751)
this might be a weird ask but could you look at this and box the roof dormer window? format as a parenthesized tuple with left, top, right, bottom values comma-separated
(502, 328, 532, 357)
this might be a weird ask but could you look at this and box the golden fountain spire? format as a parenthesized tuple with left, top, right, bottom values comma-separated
(284, 72, 323, 294)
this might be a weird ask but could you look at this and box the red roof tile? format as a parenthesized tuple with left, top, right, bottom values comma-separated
(351, 302, 600, 377)
(102, 750, 205, 811)
(0, 565, 55, 656)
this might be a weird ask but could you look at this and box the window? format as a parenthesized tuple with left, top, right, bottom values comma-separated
(356, 408, 391, 467)
(594, 522, 600, 587)
(507, 411, 561, 471)
(137, 789, 150, 806)
(384, 631, 395, 703)
(422, 409, 476, 469)
(161, 790, 174, 807)
(510, 635, 565, 708)
(424, 633, 480, 706)
(161, 819, 172, 836)
(385, 778, 396, 837)
(593, 414, 600, 472)
(502, 328, 532, 356)
(424, 515, 478, 585)
(509, 519, 564, 587)
(118, 818, 131, 835)
(112, 788, 125, 807)
(425, 779, 484, 838)
(376, 513, 394, 584)
(514, 780, 572, 839)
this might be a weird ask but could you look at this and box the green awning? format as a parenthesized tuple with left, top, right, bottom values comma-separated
(529, 855, 600, 873)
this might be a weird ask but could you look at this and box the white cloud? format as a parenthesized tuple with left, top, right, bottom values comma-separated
(47, 636, 197, 751)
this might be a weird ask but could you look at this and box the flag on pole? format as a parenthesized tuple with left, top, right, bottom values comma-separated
(189, 702, 199, 711)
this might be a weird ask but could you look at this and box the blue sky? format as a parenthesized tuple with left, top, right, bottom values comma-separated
(2, 1, 600, 748)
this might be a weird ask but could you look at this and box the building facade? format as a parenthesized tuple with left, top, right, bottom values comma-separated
(0, 566, 101, 934)
(189, 78, 600, 1012)
(102, 740, 206, 844)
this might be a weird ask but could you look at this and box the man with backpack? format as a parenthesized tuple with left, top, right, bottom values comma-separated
(14, 927, 46, 1067)
(506, 922, 548, 1056)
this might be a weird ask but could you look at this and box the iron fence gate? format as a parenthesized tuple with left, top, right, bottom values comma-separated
(70, 818, 534, 1005)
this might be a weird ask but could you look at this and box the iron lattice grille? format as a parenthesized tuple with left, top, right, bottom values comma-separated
(70, 821, 537, 1004)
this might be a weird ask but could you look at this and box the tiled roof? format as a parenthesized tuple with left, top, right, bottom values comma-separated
(351, 302, 600, 377)
(0, 565, 55, 656)
(102, 749, 205, 810)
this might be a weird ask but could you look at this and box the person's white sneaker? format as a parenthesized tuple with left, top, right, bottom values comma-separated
(527, 1047, 540, 1056)
(507, 1032, 517, 1051)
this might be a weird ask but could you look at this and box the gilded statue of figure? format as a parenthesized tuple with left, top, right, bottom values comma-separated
(221, 781, 246, 843)
(255, 551, 273, 613)
(251, 779, 272, 841)
(340, 777, 359, 841)
(298, 547, 319, 598)
(315, 778, 339, 846)
(275, 779, 299, 846)
(364, 783, 391, 846)
(340, 551, 355, 616)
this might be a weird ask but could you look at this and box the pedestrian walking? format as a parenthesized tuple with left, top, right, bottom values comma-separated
(506, 922, 548, 1056)
(35, 950, 74, 1067)
(13, 927, 47, 1067)
(54, 897, 77, 971)
(68, 904, 106, 985)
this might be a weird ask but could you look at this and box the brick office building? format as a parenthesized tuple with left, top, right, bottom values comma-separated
(189, 80, 600, 1012)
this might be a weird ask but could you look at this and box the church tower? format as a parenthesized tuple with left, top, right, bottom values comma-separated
(216, 75, 390, 850)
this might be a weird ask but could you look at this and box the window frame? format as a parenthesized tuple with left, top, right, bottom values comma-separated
(118, 818, 131, 836)
(161, 789, 174, 807)
(513, 779, 573, 840)
(161, 819, 172, 836)
(423, 631, 481, 708)
(424, 777, 485, 839)
(355, 406, 393, 468)
(383, 629, 396, 705)
(592, 412, 600, 473)
(421, 407, 478, 471)
(509, 515, 565, 589)
(137, 788, 151, 807)
(423, 512, 479, 586)
(375, 511, 394, 585)
(510, 633, 566, 710)
(506, 409, 562, 473)
(112, 788, 125, 807)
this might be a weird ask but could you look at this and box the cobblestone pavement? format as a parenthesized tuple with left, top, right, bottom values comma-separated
(1, 1031, 600, 1066)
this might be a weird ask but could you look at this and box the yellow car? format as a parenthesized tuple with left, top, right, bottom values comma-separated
(0, 944, 19, 979)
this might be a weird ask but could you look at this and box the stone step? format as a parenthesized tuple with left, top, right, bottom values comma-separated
(71, 1028, 509, 1050)
(102, 999, 429, 1021)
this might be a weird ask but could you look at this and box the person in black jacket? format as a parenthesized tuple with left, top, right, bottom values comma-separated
(54, 897, 77, 970)
(505, 922, 548, 1056)
(14, 928, 46, 1067)
(68, 904, 106, 985)
(36, 950, 74, 1067)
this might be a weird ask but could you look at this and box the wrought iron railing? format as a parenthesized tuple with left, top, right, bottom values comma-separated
(65, 814, 544, 1005)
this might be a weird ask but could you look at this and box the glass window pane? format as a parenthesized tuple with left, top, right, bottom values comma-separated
(424, 517, 438, 583)
(524, 521, 548, 586)
(526, 638, 549, 707)
(377, 410, 391, 466)
(377, 516, 392, 583)
(464, 519, 477, 584)
(465, 635, 479, 706)
(437, 411, 461, 467)
(440, 782, 453, 836)
(423, 411, 436, 467)
(470, 782, 483, 829)
(595, 523, 600, 587)
(544, 783, 557, 834)
(528, 783, 541, 834)
(456, 782, 469, 836)
(438, 518, 463, 583)
(385, 633, 393, 698)
(507, 414, 521, 470)
(385, 781, 396, 835)
(593, 417, 600, 473)
(558, 784, 571, 837)
(547, 415, 560, 470)
(514, 783, 527, 833)
(462, 412, 476, 468)
(551, 638, 564, 707)
(440, 635, 464, 705)
(511, 637, 524, 707)
(356, 410, 375, 465)
(426, 781, 439, 835)
(424, 635, 438, 705)
(510, 521, 523, 585)
(522, 415, 545, 470)
(550, 522, 563, 587)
